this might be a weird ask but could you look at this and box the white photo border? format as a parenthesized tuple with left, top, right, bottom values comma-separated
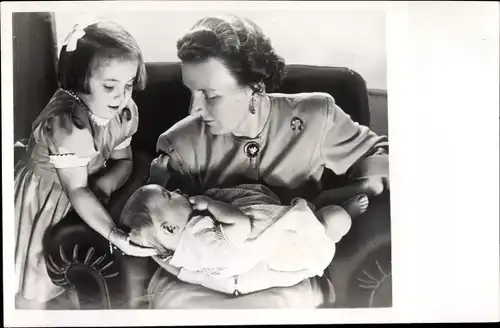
(2, 1, 499, 326)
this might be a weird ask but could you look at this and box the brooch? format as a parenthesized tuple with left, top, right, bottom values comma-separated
(244, 141, 260, 158)
(290, 116, 304, 132)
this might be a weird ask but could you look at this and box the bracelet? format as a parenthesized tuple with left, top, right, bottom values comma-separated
(108, 227, 131, 255)
(108, 227, 120, 254)
(233, 275, 240, 297)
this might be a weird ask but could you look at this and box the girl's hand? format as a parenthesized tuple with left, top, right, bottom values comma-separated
(109, 229, 159, 257)
(188, 195, 214, 211)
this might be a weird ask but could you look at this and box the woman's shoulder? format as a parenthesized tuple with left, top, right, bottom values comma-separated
(267, 92, 335, 130)
(156, 115, 205, 152)
(269, 92, 335, 116)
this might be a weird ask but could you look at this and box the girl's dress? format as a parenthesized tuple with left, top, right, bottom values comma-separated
(15, 88, 138, 303)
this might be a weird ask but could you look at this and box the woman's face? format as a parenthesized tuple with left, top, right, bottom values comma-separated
(181, 57, 253, 135)
(79, 58, 138, 119)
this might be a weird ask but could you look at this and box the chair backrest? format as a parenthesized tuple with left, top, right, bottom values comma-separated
(132, 62, 371, 155)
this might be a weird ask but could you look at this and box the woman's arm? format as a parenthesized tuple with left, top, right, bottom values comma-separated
(313, 178, 387, 208)
(152, 256, 232, 293)
(57, 165, 157, 257)
(314, 95, 389, 207)
(172, 261, 313, 295)
(237, 266, 313, 294)
(189, 195, 251, 244)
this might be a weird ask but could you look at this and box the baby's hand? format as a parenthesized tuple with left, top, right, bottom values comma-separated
(189, 195, 213, 211)
(149, 153, 170, 183)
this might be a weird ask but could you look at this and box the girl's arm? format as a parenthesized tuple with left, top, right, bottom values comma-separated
(189, 195, 251, 244)
(89, 145, 133, 201)
(90, 99, 138, 200)
(56, 165, 157, 257)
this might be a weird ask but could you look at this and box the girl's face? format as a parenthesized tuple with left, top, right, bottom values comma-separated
(79, 58, 138, 119)
(181, 57, 253, 135)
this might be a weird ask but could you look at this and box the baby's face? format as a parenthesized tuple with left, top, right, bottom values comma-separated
(130, 187, 193, 252)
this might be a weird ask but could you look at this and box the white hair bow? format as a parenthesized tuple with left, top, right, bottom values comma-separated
(63, 24, 86, 52)
(62, 18, 102, 52)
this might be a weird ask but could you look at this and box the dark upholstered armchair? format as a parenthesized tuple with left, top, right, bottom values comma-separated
(38, 63, 391, 309)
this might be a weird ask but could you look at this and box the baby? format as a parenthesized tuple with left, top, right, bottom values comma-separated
(120, 184, 368, 281)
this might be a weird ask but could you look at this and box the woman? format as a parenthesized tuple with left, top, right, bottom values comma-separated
(145, 14, 389, 308)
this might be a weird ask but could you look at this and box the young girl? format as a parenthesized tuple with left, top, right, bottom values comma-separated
(120, 184, 368, 295)
(14, 20, 157, 309)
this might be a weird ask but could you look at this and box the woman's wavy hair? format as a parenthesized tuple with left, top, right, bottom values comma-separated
(176, 15, 286, 93)
(58, 21, 147, 94)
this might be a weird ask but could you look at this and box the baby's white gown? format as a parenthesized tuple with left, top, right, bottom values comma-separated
(169, 185, 336, 279)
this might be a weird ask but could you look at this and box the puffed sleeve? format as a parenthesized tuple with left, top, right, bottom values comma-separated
(113, 97, 139, 151)
(320, 94, 389, 181)
(38, 105, 98, 169)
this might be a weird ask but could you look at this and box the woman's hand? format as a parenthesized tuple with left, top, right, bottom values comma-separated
(189, 195, 251, 243)
(188, 195, 214, 211)
(109, 229, 159, 257)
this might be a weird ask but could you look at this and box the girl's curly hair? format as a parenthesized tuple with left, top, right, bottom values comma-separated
(176, 15, 286, 92)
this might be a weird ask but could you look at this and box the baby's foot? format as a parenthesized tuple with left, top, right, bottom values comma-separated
(341, 194, 369, 219)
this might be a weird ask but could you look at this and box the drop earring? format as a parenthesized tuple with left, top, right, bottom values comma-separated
(249, 97, 256, 114)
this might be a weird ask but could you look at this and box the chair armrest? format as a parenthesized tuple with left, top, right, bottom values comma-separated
(43, 211, 121, 309)
(326, 191, 392, 308)
(43, 150, 155, 309)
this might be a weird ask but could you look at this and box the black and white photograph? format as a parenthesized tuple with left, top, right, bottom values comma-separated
(2, 1, 499, 326)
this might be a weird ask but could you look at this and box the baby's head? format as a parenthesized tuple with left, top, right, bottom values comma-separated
(58, 20, 147, 119)
(120, 185, 193, 255)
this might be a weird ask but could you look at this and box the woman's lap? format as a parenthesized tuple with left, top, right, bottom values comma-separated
(147, 267, 328, 309)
